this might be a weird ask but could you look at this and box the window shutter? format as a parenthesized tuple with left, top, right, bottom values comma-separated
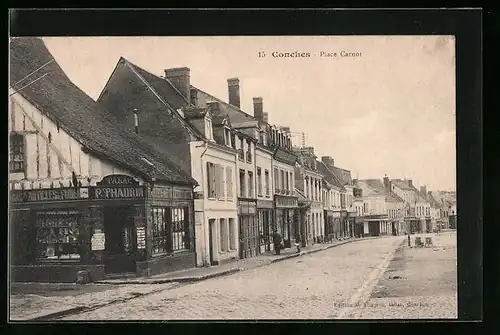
(215, 164, 221, 198)
(226, 167, 233, 198)
(206, 162, 212, 197)
(221, 165, 226, 197)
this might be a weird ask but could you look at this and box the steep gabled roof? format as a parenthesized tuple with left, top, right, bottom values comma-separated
(192, 86, 256, 125)
(126, 60, 190, 111)
(363, 179, 386, 194)
(317, 161, 344, 190)
(328, 165, 353, 186)
(386, 192, 404, 203)
(427, 192, 442, 207)
(10, 37, 196, 186)
(120, 59, 205, 140)
(391, 179, 414, 191)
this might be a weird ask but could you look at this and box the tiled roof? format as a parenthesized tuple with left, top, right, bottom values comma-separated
(391, 179, 414, 191)
(427, 192, 442, 207)
(329, 165, 353, 186)
(122, 59, 205, 140)
(192, 86, 256, 125)
(10, 37, 196, 186)
(386, 192, 404, 202)
(363, 179, 386, 194)
(317, 161, 344, 190)
(126, 61, 190, 112)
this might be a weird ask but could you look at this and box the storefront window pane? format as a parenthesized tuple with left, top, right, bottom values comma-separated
(36, 210, 81, 260)
(172, 207, 188, 251)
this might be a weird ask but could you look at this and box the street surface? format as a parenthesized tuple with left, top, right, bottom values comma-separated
(64, 236, 414, 320)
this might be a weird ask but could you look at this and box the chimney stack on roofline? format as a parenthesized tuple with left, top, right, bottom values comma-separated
(227, 78, 241, 109)
(165, 67, 191, 102)
(253, 96, 264, 122)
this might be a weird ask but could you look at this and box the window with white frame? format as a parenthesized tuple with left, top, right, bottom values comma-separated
(207, 162, 225, 199)
(257, 167, 263, 196)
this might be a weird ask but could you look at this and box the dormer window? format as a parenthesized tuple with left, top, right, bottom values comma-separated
(224, 127, 231, 147)
(205, 116, 214, 141)
(260, 130, 267, 146)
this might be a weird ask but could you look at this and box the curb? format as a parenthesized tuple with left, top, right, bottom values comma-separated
(28, 306, 88, 321)
(28, 285, 174, 321)
(269, 237, 369, 263)
(94, 268, 241, 285)
(20, 236, 393, 321)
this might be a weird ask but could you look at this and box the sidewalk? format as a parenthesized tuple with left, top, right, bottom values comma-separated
(354, 231, 458, 319)
(94, 236, 375, 285)
(9, 235, 380, 321)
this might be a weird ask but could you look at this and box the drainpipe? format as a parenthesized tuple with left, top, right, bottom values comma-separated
(194, 140, 209, 266)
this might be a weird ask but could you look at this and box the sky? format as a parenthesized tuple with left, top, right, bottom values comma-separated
(41, 36, 456, 191)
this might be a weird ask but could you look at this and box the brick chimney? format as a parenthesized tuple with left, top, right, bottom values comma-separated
(321, 156, 335, 168)
(407, 179, 413, 188)
(253, 97, 264, 122)
(420, 185, 427, 198)
(383, 174, 390, 192)
(165, 67, 190, 102)
(227, 78, 240, 108)
(263, 112, 269, 123)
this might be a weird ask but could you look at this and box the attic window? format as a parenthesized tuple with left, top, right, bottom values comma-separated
(205, 117, 213, 141)
(224, 127, 231, 147)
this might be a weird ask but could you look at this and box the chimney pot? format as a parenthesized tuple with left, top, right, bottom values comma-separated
(227, 78, 240, 108)
(165, 67, 191, 102)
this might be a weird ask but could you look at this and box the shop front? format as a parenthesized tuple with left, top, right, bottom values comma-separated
(10, 174, 195, 283)
(354, 216, 364, 237)
(257, 199, 274, 254)
(347, 211, 356, 238)
(425, 217, 433, 233)
(324, 210, 334, 241)
(274, 195, 298, 248)
(238, 199, 258, 259)
(405, 217, 420, 234)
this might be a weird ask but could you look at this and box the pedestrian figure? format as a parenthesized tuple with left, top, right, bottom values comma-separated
(295, 233, 301, 253)
(273, 232, 282, 255)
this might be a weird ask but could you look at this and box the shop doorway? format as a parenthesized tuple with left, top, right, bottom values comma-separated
(103, 206, 136, 274)
(368, 221, 380, 236)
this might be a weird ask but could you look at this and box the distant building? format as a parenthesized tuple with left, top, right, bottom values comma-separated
(294, 147, 325, 245)
(321, 157, 354, 238)
(317, 160, 345, 240)
(355, 179, 391, 236)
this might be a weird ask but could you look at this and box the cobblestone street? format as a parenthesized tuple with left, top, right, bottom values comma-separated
(64, 236, 406, 320)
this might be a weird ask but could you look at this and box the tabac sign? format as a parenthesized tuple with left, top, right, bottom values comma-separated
(92, 174, 145, 200)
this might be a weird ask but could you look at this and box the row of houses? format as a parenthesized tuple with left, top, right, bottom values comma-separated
(8, 38, 456, 283)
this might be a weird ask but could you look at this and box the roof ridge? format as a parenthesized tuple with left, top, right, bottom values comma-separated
(191, 85, 257, 121)
(122, 58, 203, 140)
(10, 38, 196, 185)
